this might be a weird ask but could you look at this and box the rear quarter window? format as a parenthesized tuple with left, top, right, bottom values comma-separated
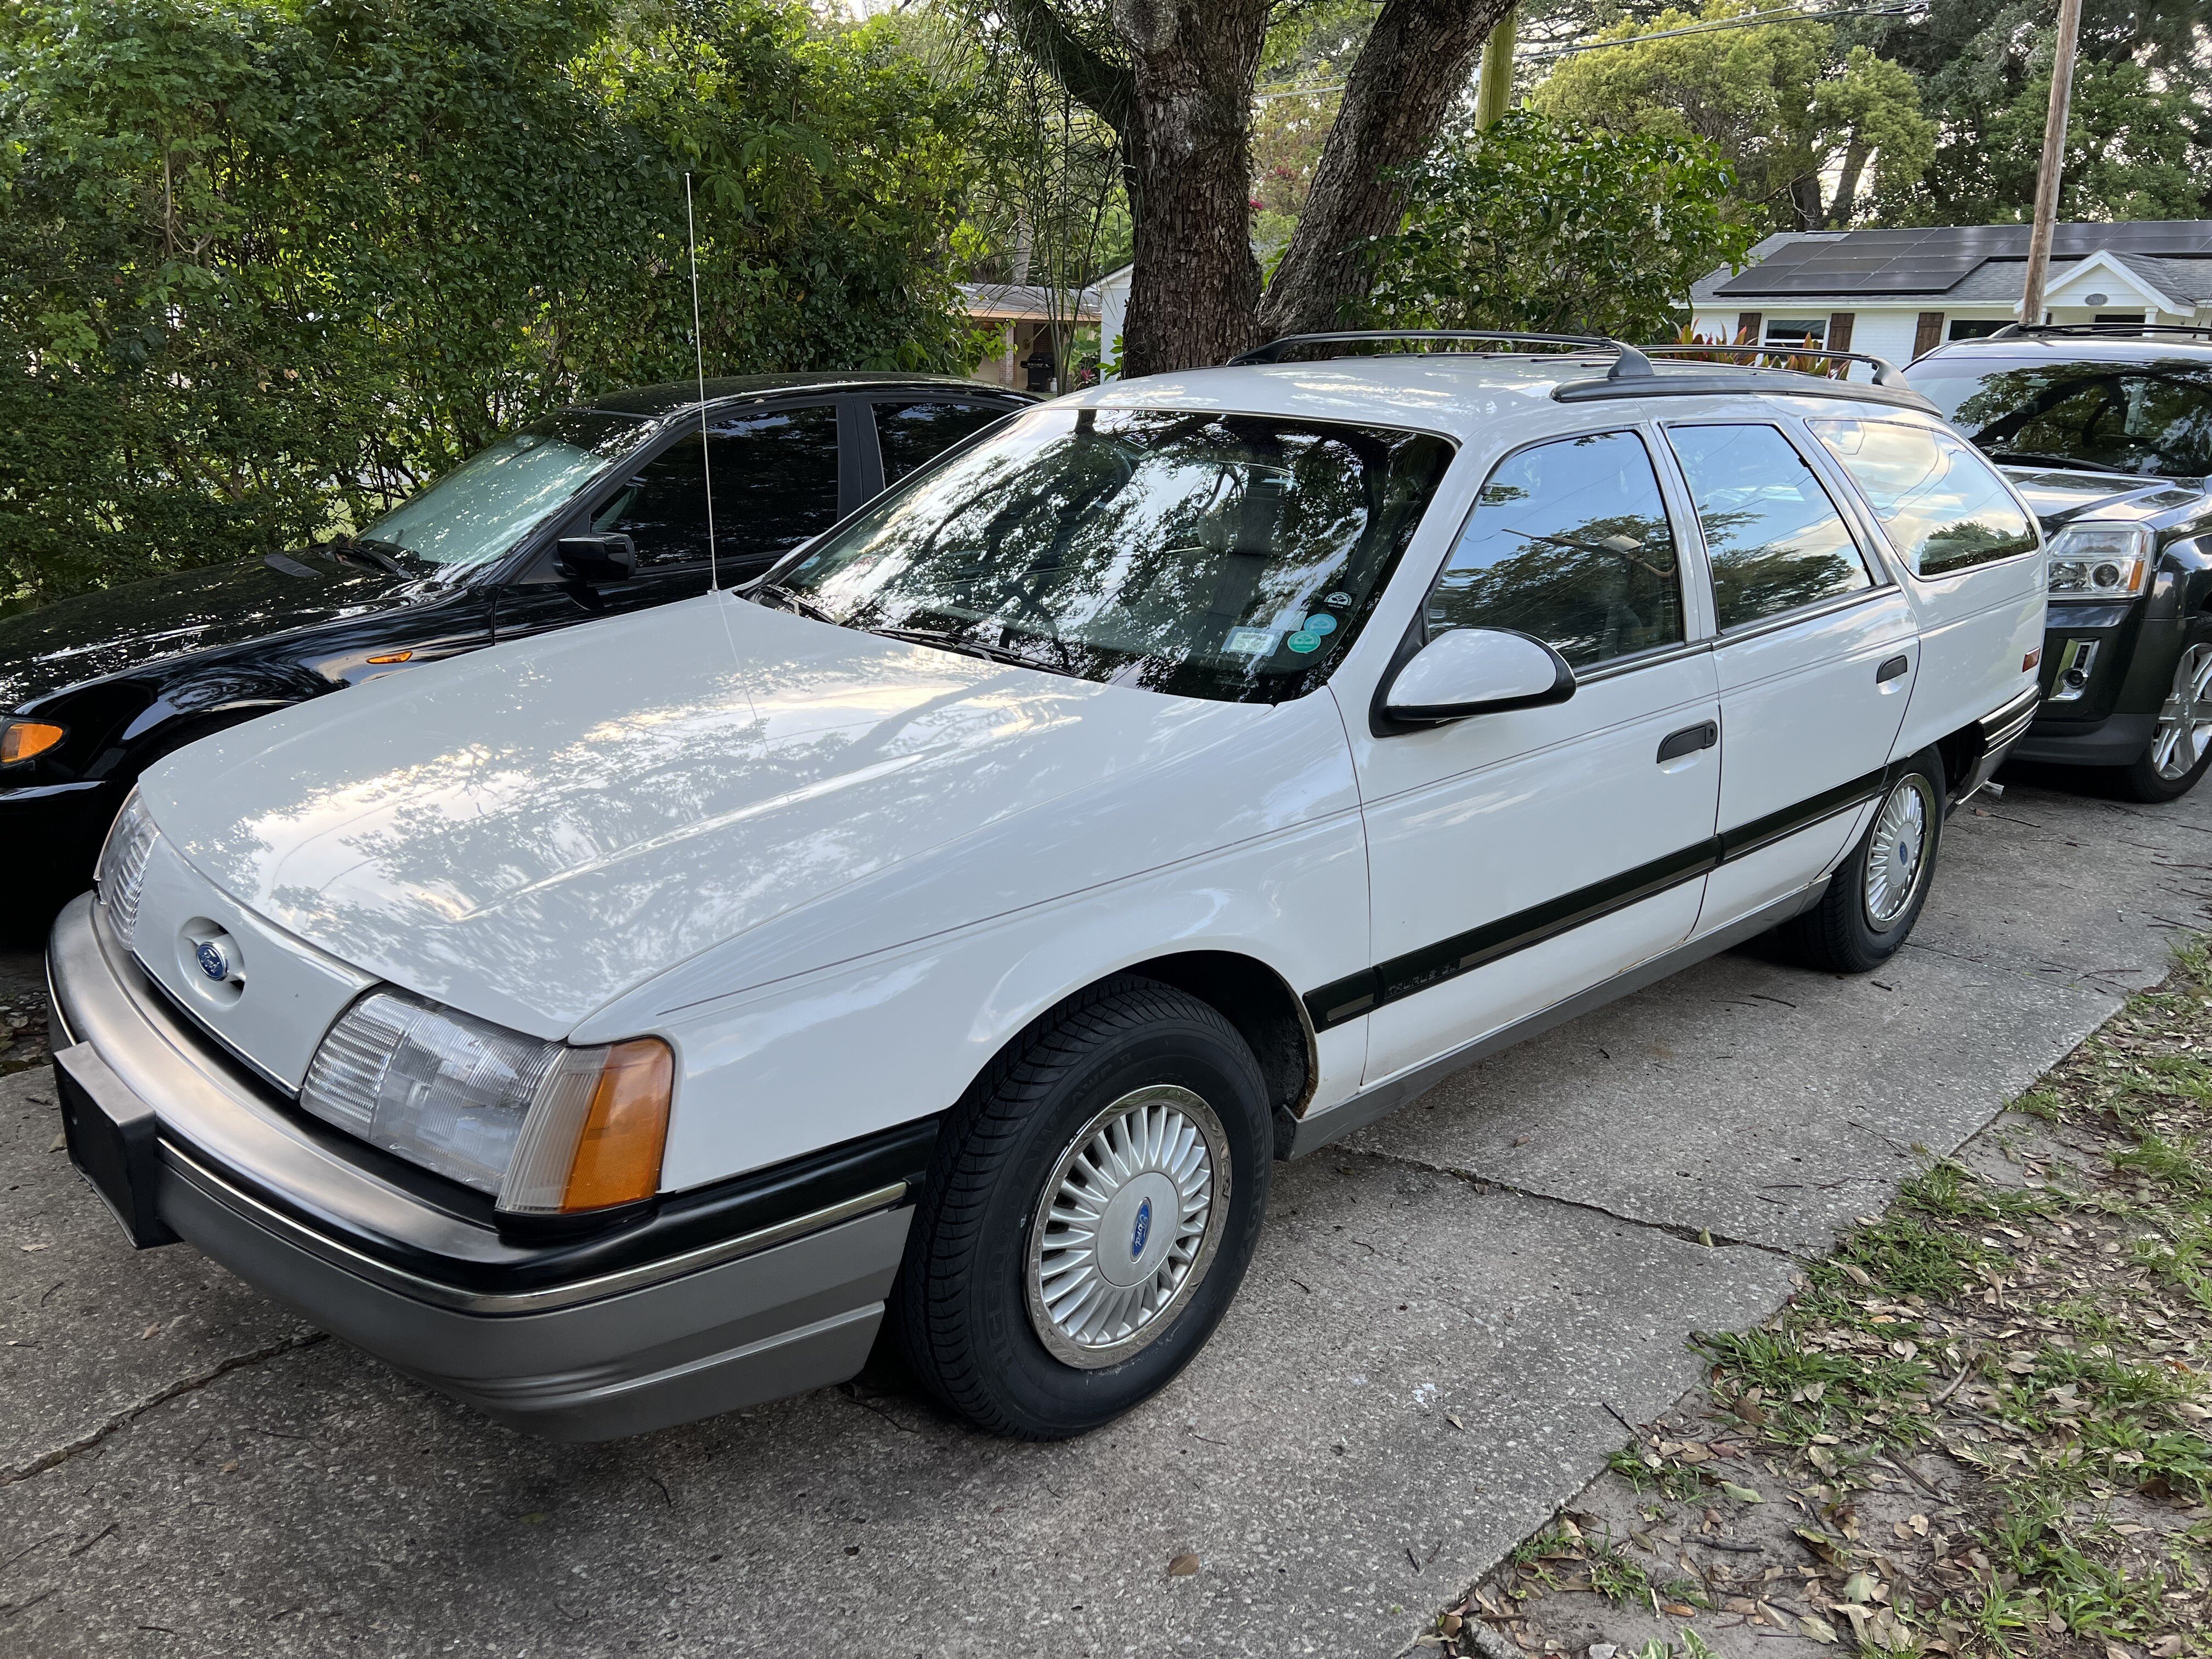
(1809, 419, 2039, 577)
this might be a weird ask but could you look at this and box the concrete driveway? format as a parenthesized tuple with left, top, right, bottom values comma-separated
(4, 775, 2208, 1657)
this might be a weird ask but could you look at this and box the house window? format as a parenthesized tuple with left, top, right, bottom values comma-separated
(2095, 313, 2147, 325)
(1764, 318, 1826, 348)
(1948, 320, 2006, 341)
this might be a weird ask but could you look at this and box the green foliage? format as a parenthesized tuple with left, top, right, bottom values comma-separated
(0, 0, 983, 610)
(1363, 108, 1756, 340)
(1532, 0, 1933, 232)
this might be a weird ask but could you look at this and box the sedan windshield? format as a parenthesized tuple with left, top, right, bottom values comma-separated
(354, 409, 657, 571)
(1912, 358, 2212, 478)
(769, 406, 1454, 704)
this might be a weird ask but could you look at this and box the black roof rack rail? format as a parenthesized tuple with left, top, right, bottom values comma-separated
(1229, 330, 1657, 380)
(1987, 321, 2212, 342)
(1635, 342, 1911, 386)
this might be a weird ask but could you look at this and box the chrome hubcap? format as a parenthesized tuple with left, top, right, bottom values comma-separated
(1025, 1085, 1228, 1369)
(2152, 644, 2212, 780)
(1864, 774, 1934, 929)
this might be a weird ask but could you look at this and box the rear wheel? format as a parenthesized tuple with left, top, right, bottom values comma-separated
(2117, 631, 2212, 803)
(1776, 750, 1944, 973)
(893, 977, 1271, 1440)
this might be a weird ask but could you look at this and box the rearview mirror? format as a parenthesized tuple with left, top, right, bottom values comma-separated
(554, 533, 637, 584)
(1380, 628, 1575, 726)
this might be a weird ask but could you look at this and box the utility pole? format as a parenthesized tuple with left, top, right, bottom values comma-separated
(2019, 0, 2084, 326)
(1474, 8, 1517, 128)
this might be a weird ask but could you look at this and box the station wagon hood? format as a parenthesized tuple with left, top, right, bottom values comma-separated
(2002, 467, 2211, 532)
(138, 595, 1284, 1036)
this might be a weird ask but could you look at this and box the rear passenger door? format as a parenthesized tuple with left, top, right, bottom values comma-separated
(1352, 428, 1722, 1086)
(1663, 422, 1918, 928)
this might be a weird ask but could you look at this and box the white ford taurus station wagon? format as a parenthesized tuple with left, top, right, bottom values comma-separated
(50, 335, 2046, 1442)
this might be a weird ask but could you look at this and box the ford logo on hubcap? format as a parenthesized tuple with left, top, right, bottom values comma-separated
(195, 939, 232, 981)
(1130, 1197, 1152, 1260)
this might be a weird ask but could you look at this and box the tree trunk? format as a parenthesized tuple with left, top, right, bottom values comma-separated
(1787, 172, 1824, 232)
(1261, 0, 1506, 341)
(1826, 138, 1871, 228)
(1109, 0, 1272, 375)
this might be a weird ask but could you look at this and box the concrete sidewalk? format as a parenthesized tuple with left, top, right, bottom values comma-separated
(3, 776, 2207, 1657)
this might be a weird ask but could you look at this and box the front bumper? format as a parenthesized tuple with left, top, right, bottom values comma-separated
(46, 893, 913, 1441)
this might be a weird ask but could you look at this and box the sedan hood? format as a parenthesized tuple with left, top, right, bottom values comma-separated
(2002, 467, 2210, 532)
(141, 595, 1271, 1036)
(0, 551, 421, 710)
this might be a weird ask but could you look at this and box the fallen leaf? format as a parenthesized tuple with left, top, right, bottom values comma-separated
(1719, 1481, 1763, 1504)
(1446, 1414, 1465, 1430)
(1167, 1552, 1199, 1577)
(139, 1323, 160, 1340)
(1798, 1615, 1839, 1644)
(218, 1460, 239, 1474)
(48, 1133, 65, 1153)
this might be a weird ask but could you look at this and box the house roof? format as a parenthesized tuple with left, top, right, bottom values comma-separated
(1690, 222, 2212, 308)
(959, 283, 1101, 323)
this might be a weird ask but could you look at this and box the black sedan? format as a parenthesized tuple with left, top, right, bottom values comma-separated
(1909, 326, 2212, 800)
(0, 373, 1032, 925)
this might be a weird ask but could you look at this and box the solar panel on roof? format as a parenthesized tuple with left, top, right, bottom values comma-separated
(1713, 221, 2212, 297)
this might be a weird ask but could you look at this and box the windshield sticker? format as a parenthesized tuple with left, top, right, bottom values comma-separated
(1302, 613, 1338, 636)
(1323, 591, 1352, 608)
(1222, 627, 1280, 656)
(1285, 630, 1323, 654)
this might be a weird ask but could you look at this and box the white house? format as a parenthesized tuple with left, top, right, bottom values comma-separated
(1093, 262, 1132, 377)
(1688, 222, 2212, 369)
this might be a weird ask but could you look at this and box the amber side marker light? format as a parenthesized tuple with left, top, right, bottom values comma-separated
(1, 721, 64, 765)
(560, 1038, 674, 1212)
(2024, 647, 2042, 672)
(365, 650, 413, 664)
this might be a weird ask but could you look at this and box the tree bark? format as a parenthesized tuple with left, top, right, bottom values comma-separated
(1259, 0, 1506, 341)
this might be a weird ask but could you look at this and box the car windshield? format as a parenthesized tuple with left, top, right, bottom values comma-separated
(769, 405, 1455, 704)
(1912, 357, 2212, 478)
(354, 408, 658, 571)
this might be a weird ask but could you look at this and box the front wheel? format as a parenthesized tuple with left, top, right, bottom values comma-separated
(1776, 751, 1944, 973)
(2117, 631, 2212, 803)
(892, 977, 1271, 1440)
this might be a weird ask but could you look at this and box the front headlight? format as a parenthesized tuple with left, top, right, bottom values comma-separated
(2048, 521, 2151, 597)
(299, 989, 672, 1213)
(94, 789, 159, 950)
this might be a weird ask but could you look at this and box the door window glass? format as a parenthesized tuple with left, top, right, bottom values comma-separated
(1667, 424, 1871, 629)
(876, 400, 1013, 483)
(1426, 430, 1683, 669)
(593, 404, 844, 577)
(1808, 419, 2038, 575)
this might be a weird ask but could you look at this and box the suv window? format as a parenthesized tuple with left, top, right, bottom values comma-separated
(592, 403, 842, 575)
(1426, 430, 1684, 670)
(1667, 424, 1872, 630)
(876, 400, 1012, 484)
(1808, 419, 2038, 576)
(1910, 357, 2212, 477)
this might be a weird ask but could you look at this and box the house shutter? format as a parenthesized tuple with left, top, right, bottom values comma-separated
(1827, 312, 1855, 353)
(1913, 312, 1944, 359)
(1735, 311, 1763, 344)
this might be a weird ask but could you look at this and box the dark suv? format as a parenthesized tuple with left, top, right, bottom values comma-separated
(0, 374, 1032, 923)
(1907, 326, 2212, 800)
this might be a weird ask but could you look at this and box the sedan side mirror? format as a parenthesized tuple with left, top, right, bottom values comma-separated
(1379, 627, 1576, 726)
(554, 533, 637, 584)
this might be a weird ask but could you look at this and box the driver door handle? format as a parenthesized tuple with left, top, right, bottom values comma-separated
(1656, 721, 1718, 763)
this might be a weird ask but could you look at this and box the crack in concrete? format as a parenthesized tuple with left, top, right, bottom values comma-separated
(0, 1331, 328, 1487)
(1334, 1144, 1805, 1261)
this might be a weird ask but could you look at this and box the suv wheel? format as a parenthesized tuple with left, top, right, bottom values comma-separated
(2118, 630, 2212, 803)
(1777, 750, 1944, 973)
(893, 977, 1271, 1439)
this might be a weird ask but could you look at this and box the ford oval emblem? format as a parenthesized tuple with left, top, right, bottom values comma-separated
(1130, 1196, 1152, 1260)
(195, 939, 230, 981)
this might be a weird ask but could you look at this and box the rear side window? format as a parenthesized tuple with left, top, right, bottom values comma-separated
(1809, 419, 2038, 577)
(875, 400, 1012, 484)
(708, 403, 843, 573)
(1666, 424, 1871, 630)
(1426, 430, 1684, 669)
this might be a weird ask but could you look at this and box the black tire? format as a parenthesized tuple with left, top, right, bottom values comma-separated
(2114, 623, 2212, 803)
(893, 975, 1271, 1440)
(1776, 748, 1945, 973)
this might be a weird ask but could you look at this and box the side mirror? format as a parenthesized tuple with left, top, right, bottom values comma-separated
(554, 533, 637, 584)
(1379, 627, 1576, 726)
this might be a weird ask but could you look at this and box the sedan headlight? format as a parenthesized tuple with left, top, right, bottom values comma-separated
(94, 789, 159, 950)
(2048, 522, 2151, 596)
(300, 989, 672, 1214)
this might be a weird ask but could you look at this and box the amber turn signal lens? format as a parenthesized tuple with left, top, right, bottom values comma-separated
(560, 1037, 673, 1212)
(364, 650, 413, 664)
(0, 721, 64, 765)
(2023, 647, 2042, 671)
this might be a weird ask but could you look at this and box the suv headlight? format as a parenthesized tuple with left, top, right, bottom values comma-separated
(300, 989, 672, 1214)
(2048, 522, 2151, 597)
(94, 789, 159, 950)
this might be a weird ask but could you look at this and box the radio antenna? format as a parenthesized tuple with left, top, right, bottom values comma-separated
(685, 172, 718, 592)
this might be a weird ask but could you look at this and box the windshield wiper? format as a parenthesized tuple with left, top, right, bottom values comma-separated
(867, 625, 1081, 677)
(743, 580, 839, 624)
(326, 535, 411, 577)
(1980, 449, 2118, 475)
